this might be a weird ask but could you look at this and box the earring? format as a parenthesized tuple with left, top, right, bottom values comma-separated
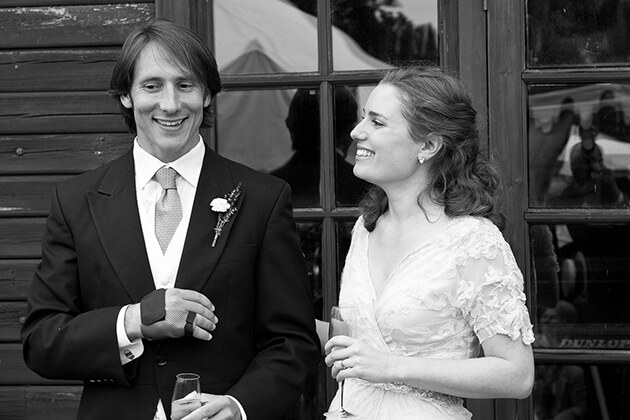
(418, 155, 426, 164)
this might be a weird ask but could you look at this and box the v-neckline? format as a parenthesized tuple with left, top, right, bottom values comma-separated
(364, 216, 466, 299)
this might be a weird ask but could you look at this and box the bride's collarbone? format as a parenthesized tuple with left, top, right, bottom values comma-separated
(368, 216, 452, 287)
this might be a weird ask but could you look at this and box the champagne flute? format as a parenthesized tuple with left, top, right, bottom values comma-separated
(324, 306, 356, 418)
(171, 373, 201, 420)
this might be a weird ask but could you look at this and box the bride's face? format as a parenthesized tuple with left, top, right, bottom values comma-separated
(350, 83, 423, 187)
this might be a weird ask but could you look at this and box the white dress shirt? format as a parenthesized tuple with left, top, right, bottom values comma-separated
(114, 137, 246, 419)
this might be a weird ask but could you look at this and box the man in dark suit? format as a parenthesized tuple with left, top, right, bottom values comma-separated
(21, 19, 320, 420)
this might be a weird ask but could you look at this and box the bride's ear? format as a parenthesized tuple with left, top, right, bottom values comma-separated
(418, 134, 444, 163)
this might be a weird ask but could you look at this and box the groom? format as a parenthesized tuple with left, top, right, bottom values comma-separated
(21, 19, 320, 420)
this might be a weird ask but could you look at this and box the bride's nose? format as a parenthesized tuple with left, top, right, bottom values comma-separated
(350, 120, 367, 142)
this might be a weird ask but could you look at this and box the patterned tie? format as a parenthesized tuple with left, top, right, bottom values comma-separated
(154, 167, 182, 254)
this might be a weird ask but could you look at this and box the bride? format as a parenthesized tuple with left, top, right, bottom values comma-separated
(320, 65, 535, 419)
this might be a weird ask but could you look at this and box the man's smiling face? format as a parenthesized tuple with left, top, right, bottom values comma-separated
(120, 42, 210, 163)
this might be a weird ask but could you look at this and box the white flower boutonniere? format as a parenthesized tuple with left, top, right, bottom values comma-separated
(210, 183, 242, 247)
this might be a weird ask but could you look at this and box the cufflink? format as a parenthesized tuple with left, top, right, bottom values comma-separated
(124, 349, 135, 360)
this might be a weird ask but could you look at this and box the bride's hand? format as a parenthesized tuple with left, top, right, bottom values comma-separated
(324, 335, 394, 383)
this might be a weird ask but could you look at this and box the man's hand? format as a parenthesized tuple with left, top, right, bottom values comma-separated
(124, 288, 218, 341)
(182, 394, 242, 420)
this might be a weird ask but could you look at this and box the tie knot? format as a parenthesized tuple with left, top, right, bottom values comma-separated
(154, 167, 178, 190)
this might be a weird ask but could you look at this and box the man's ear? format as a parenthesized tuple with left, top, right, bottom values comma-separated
(419, 134, 444, 162)
(203, 93, 211, 108)
(120, 95, 133, 109)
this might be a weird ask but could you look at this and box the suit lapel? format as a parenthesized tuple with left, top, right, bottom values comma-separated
(175, 147, 242, 291)
(87, 152, 155, 302)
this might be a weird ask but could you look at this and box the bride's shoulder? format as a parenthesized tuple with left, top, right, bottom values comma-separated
(448, 216, 505, 246)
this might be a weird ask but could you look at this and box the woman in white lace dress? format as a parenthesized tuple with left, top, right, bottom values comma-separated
(321, 65, 535, 419)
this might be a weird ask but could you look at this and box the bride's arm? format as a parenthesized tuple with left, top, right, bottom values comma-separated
(325, 333, 534, 400)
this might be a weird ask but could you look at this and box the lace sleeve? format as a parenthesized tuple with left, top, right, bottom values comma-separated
(456, 222, 535, 345)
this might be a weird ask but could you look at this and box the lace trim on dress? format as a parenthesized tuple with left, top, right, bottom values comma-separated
(354, 378, 464, 406)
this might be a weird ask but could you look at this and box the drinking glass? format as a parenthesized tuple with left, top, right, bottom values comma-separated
(171, 373, 201, 420)
(324, 306, 356, 418)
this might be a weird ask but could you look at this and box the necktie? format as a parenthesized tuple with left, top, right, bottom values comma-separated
(154, 166, 182, 254)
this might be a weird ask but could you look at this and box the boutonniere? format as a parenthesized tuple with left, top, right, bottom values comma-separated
(210, 183, 242, 247)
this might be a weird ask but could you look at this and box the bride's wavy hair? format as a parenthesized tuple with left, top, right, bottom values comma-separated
(360, 64, 505, 231)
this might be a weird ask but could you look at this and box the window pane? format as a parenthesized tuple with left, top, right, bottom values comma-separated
(528, 84, 630, 208)
(334, 85, 372, 206)
(214, 0, 318, 75)
(216, 88, 321, 207)
(533, 363, 630, 420)
(296, 221, 326, 420)
(331, 0, 437, 70)
(531, 223, 630, 343)
(297, 222, 323, 319)
(527, 0, 630, 67)
(269, 88, 321, 207)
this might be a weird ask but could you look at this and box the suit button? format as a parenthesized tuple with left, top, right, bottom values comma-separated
(156, 355, 167, 367)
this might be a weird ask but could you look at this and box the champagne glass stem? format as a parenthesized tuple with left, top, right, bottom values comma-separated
(340, 379, 346, 411)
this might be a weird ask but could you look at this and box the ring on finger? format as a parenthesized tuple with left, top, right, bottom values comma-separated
(184, 311, 196, 337)
(340, 360, 347, 370)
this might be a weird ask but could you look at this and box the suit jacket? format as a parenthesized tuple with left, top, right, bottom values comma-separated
(21, 144, 320, 419)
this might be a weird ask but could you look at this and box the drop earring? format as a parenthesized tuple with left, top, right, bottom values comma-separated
(418, 155, 426, 164)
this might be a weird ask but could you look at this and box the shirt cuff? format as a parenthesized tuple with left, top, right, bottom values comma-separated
(116, 305, 144, 365)
(226, 395, 247, 420)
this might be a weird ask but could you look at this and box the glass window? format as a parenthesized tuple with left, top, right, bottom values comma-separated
(269, 88, 322, 207)
(528, 84, 630, 208)
(333, 85, 372, 207)
(215, 88, 322, 205)
(213, 0, 318, 74)
(533, 363, 630, 420)
(331, 0, 437, 70)
(527, 0, 630, 68)
(298, 222, 323, 318)
(531, 223, 630, 334)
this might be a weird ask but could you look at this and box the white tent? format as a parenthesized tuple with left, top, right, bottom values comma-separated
(213, 0, 389, 171)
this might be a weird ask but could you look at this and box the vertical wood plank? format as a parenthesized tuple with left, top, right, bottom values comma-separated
(439, 0, 459, 74)
(155, 0, 191, 27)
(457, 0, 489, 150)
(486, 0, 532, 417)
(487, 0, 527, 267)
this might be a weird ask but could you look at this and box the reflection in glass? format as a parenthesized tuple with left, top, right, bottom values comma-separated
(217, 88, 323, 207)
(269, 89, 321, 207)
(333, 85, 371, 206)
(530, 223, 630, 336)
(533, 363, 630, 420)
(294, 222, 327, 419)
(528, 84, 630, 207)
(527, 0, 630, 67)
(330, 0, 438, 70)
(213, 0, 317, 74)
(297, 222, 323, 319)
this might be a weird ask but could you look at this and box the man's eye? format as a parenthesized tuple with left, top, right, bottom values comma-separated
(143, 84, 159, 90)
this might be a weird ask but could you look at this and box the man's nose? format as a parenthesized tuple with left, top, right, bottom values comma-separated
(159, 85, 180, 113)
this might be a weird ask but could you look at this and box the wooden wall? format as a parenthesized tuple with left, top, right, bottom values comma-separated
(0, 1, 153, 417)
